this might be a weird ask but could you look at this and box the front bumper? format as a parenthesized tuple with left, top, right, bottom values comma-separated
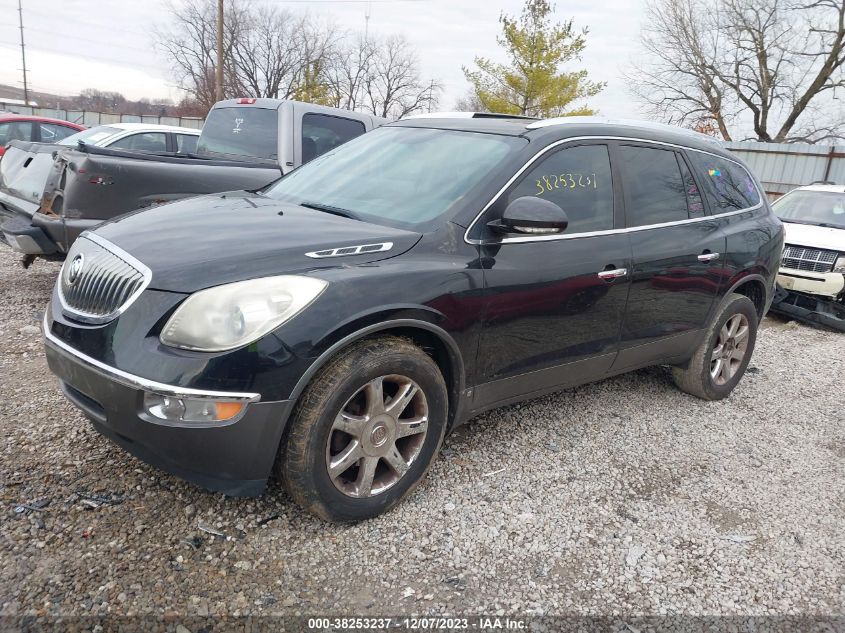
(770, 285, 845, 333)
(44, 316, 293, 496)
(776, 268, 845, 298)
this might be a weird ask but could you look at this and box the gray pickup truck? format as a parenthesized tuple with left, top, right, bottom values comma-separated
(0, 99, 386, 261)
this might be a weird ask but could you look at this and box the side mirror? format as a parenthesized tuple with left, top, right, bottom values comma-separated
(488, 196, 569, 235)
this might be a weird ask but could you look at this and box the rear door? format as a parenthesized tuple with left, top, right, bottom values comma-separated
(613, 142, 726, 370)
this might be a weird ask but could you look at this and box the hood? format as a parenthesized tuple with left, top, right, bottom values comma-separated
(92, 192, 422, 292)
(782, 221, 845, 253)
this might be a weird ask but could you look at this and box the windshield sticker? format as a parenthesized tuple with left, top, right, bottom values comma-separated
(708, 168, 721, 177)
(535, 173, 597, 196)
(232, 118, 244, 134)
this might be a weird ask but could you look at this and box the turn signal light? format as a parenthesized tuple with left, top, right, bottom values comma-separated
(143, 393, 245, 424)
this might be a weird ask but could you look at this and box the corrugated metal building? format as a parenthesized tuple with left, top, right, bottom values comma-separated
(724, 141, 845, 199)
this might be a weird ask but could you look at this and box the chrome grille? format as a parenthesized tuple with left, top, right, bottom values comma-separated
(781, 244, 838, 273)
(59, 233, 150, 324)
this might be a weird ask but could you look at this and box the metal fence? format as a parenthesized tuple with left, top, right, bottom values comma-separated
(724, 141, 844, 199)
(0, 101, 205, 130)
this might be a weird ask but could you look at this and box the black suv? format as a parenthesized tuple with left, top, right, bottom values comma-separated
(43, 115, 784, 521)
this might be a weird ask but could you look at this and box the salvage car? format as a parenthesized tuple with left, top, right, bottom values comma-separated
(0, 99, 385, 260)
(770, 183, 845, 331)
(56, 122, 200, 153)
(0, 112, 84, 156)
(42, 115, 784, 521)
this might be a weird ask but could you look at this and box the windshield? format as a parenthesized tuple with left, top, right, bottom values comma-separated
(773, 190, 845, 229)
(264, 126, 523, 228)
(58, 125, 121, 146)
(197, 106, 278, 161)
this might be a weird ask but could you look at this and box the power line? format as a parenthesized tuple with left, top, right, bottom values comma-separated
(0, 41, 166, 74)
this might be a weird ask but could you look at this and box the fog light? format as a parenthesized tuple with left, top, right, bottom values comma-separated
(143, 393, 245, 423)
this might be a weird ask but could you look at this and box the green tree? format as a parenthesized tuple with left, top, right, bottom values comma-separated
(292, 60, 333, 106)
(462, 0, 604, 117)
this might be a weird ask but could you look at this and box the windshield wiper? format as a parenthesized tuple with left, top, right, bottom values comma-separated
(300, 201, 361, 221)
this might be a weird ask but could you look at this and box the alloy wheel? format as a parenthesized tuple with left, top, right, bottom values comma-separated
(710, 313, 750, 386)
(325, 374, 429, 498)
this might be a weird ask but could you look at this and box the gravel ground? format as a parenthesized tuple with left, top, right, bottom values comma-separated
(1, 245, 844, 622)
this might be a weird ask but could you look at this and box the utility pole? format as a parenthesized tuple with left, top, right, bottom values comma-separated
(17, 0, 29, 106)
(215, 0, 224, 102)
(364, 0, 371, 42)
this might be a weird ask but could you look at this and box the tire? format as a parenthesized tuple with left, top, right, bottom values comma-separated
(279, 336, 448, 522)
(672, 293, 758, 401)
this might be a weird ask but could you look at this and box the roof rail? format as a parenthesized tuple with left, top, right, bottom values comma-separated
(402, 111, 537, 121)
(810, 180, 835, 185)
(526, 116, 722, 144)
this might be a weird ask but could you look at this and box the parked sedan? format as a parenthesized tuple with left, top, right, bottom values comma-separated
(57, 123, 200, 154)
(0, 113, 84, 156)
(43, 115, 783, 521)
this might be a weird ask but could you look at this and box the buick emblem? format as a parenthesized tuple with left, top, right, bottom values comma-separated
(68, 254, 85, 285)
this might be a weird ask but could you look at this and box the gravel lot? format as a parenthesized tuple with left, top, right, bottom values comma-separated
(1, 244, 843, 622)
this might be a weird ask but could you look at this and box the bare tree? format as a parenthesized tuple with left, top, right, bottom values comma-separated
(324, 34, 441, 118)
(627, 0, 845, 142)
(454, 89, 489, 112)
(156, 2, 439, 119)
(156, 0, 337, 110)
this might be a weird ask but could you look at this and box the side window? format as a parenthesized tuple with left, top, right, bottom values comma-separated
(109, 132, 167, 153)
(506, 144, 614, 233)
(176, 134, 198, 154)
(619, 145, 688, 226)
(39, 123, 76, 143)
(301, 113, 365, 164)
(0, 121, 33, 145)
(687, 152, 760, 213)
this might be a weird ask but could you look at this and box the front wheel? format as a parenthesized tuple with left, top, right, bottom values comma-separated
(279, 336, 448, 522)
(672, 293, 759, 400)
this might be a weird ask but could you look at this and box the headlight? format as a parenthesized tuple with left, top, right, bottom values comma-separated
(160, 275, 327, 351)
(834, 255, 845, 273)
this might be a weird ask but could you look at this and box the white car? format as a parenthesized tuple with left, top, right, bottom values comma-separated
(771, 183, 845, 330)
(58, 122, 200, 154)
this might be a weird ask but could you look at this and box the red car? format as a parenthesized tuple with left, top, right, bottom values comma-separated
(0, 113, 85, 157)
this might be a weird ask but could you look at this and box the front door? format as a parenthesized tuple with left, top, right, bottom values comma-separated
(471, 142, 632, 409)
(613, 143, 726, 369)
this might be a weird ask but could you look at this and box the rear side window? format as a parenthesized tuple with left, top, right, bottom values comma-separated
(197, 107, 279, 161)
(507, 144, 614, 233)
(302, 114, 366, 164)
(619, 145, 688, 226)
(176, 134, 198, 154)
(0, 121, 33, 145)
(39, 123, 76, 143)
(687, 152, 760, 212)
(109, 132, 167, 153)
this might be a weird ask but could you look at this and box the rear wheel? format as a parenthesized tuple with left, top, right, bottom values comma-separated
(279, 336, 448, 522)
(672, 293, 758, 400)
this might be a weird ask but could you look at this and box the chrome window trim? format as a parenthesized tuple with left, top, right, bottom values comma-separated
(43, 311, 261, 403)
(463, 135, 764, 246)
(57, 231, 153, 325)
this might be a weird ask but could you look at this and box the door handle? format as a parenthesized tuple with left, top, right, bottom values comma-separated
(698, 252, 720, 262)
(597, 268, 628, 280)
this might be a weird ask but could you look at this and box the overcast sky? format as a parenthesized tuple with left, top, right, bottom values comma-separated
(0, 0, 647, 118)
